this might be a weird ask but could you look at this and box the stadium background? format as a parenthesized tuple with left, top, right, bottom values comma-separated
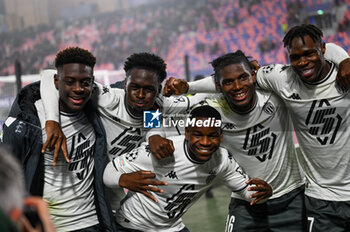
(0, 0, 349, 230)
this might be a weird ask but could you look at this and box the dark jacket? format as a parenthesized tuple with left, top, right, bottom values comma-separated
(3, 82, 117, 231)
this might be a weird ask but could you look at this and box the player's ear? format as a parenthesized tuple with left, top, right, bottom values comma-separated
(251, 70, 257, 84)
(158, 84, 162, 95)
(54, 74, 59, 90)
(215, 80, 222, 92)
(321, 41, 326, 55)
(124, 76, 128, 91)
(219, 130, 223, 142)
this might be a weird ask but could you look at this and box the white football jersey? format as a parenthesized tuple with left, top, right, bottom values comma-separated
(204, 91, 304, 199)
(104, 136, 250, 232)
(93, 82, 197, 161)
(92, 82, 203, 210)
(147, 91, 304, 199)
(36, 100, 98, 231)
(257, 62, 350, 201)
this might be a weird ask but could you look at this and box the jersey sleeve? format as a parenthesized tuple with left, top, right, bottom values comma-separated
(92, 82, 122, 109)
(145, 127, 167, 141)
(162, 93, 208, 115)
(325, 43, 349, 65)
(103, 142, 154, 188)
(187, 75, 218, 94)
(218, 149, 251, 200)
(40, 69, 59, 122)
(256, 64, 286, 93)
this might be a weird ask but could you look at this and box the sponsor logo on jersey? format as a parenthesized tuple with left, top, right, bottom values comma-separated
(222, 123, 236, 130)
(289, 93, 301, 100)
(165, 171, 179, 180)
(305, 99, 342, 145)
(243, 124, 277, 162)
(102, 86, 110, 95)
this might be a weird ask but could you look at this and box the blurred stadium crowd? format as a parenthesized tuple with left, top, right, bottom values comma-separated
(0, 0, 350, 78)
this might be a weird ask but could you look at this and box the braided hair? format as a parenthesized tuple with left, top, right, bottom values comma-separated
(283, 24, 323, 48)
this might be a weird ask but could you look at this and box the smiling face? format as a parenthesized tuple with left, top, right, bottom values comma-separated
(185, 118, 223, 163)
(124, 68, 161, 117)
(288, 35, 330, 84)
(54, 63, 94, 113)
(216, 62, 256, 113)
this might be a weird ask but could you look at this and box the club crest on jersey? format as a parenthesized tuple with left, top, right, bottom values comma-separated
(143, 110, 161, 128)
(263, 102, 275, 115)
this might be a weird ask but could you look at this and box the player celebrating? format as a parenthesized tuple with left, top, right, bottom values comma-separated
(39, 52, 203, 207)
(3, 47, 116, 231)
(104, 105, 273, 232)
(257, 24, 350, 231)
(151, 51, 305, 231)
(164, 25, 350, 231)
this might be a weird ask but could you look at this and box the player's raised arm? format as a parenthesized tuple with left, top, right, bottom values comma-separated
(40, 69, 69, 165)
(324, 43, 350, 91)
(163, 76, 217, 96)
(103, 143, 168, 203)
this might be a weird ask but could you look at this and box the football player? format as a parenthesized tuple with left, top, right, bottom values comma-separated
(104, 105, 273, 231)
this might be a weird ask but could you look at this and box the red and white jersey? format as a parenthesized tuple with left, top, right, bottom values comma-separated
(104, 136, 250, 232)
(257, 62, 350, 201)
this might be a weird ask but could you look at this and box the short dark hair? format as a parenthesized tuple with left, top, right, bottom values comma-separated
(124, 52, 167, 83)
(211, 50, 252, 83)
(283, 24, 323, 48)
(55, 47, 96, 69)
(190, 105, 221, 121)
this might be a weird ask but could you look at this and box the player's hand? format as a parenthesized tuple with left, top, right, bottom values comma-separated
(119, 171, 168, 203)
(149, 135, 175, 160)
(41, 120, 69, 166)
(250, 59, 261, 71)
(336, 58, 350, 92)
(247, 178, 273, 205)
(163, 77, 189, 96)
